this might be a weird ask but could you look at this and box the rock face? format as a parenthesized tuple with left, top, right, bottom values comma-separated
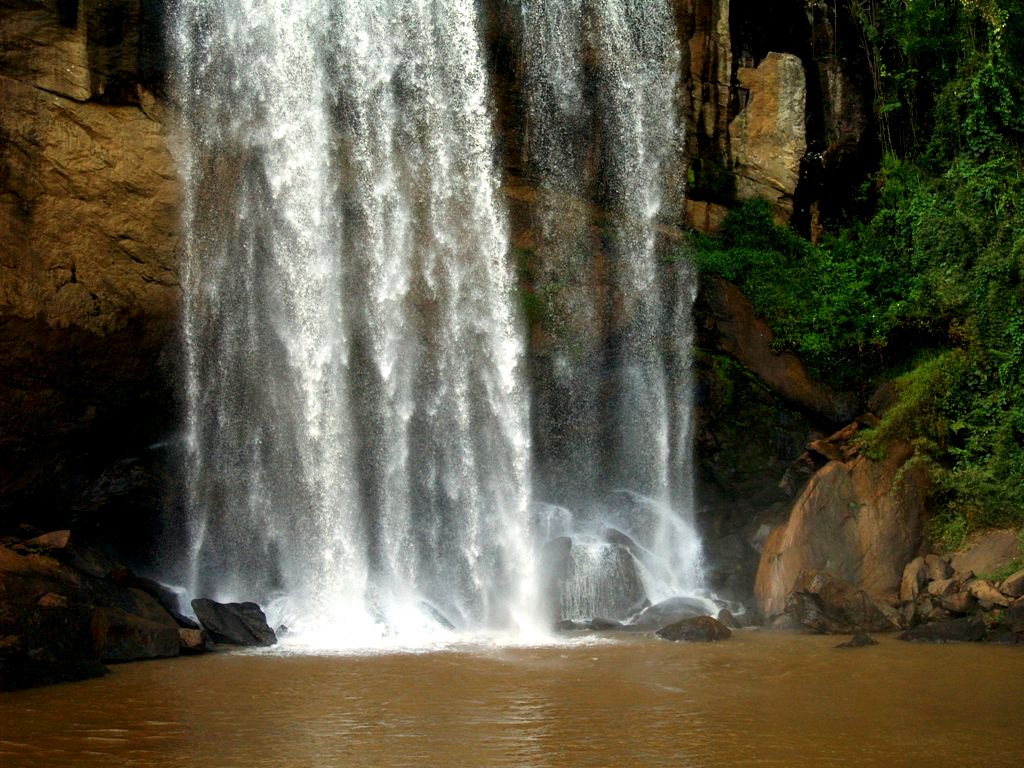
(696, 276, 858, 422)
(656, 615, 732, 642)
(784, 570, 896, 634)
(191, 599, 277, 647)
(0, 531, 202, 689)
(755, 439, 929, 618)
(730, 52, 806, 218)
(0, 1, 180, 524)
(949, 530, 1022, 579)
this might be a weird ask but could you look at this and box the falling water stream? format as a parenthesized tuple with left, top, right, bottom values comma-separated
(173, 0, 703, 644)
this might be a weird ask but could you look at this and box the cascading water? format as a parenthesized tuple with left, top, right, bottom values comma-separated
(519, 0, 705, 616)
(174, 0, 537, 643)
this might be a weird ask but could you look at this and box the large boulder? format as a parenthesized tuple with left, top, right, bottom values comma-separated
(950, 530, 1022, 579)
(755, 440, 928, 617)
(899, 616, 987, 644)
(541, 534, 648, 624)
(656, 615, 732, 642)
(784, 570, 896, 634)
(91, 606, 179, 662)
(191, 599, 277, 647)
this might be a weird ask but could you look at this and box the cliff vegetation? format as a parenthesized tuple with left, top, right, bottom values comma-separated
(693, 0, 1024, 549)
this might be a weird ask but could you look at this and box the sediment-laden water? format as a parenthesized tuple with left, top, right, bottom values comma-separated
(1, 634, 1022, 767)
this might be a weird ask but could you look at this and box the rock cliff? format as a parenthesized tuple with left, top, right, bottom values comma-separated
(0, 1, 882, 578)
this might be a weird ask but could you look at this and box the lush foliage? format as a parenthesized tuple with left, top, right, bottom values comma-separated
(694, 0, 1024, 548)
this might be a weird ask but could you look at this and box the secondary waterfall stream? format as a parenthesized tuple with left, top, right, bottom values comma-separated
(173, 0, 703, 644)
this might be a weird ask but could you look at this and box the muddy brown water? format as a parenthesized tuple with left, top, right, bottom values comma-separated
(1, 631, 1022, 767)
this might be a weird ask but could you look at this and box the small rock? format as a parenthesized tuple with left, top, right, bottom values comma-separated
(999, 569, 1024, 599)
(926, 578, 957, 598)
(555, 619, 588, 631)
(939, 590, 977, 615)
(899, 616, 987, 643)
(587, 617, 623, 631)
(923, 554, 952, 582)
(36, 592, 69, 609)
(19, 530, 71, 553)
(191, 599, 277, 647)
(899, 557, 929, 604)
(656, 615, 732, 642)
(1007, 597, 1024, 634)
(967, 579, 1010, 609)
(836, 632, 878, 648)
(178, 628, 210, 655)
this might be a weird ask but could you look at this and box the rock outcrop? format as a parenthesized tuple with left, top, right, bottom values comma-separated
(0, 1, 181, 524)
(784, 570, 896, 634)
(755, 430, 929, 618)
(0, 529, 201, 689)
(730, 52, 806, 218)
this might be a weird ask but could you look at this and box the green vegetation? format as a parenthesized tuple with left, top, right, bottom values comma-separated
(692, 0, 1024, 549)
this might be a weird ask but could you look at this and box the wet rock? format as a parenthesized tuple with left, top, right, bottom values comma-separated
(416, 601, 456, 631)
(178, 628, 211, 655)
(835, 632, 878, 648)
(587, 618, 624, 631)
(785, 570, 896, 634)
(542, 535, 648, 623)
(555, 619, 588, 631)
(950, 530, 1022, 579)
(899, 616, 987, 644)
(630, 596, 712, 630)
(717, 608, 739, 629)
(91, 606, 180, 662)
(0, 605, 107, 691)
(1000, 569, 1024, 599)
(656, 615, 732, 643)
(191, 599, 277, 647)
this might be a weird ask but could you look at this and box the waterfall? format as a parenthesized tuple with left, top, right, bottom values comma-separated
(520, 0, 704, 603)
(173, 0, 536, 642)
(172, 0, 703, 642)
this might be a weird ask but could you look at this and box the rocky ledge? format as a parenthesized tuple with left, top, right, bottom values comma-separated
(0, 527, 276, 691)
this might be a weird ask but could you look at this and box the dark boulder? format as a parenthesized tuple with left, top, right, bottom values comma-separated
(630, 596, 712, 630)
(91, 606, 180, 661)
(0, 606, 107, 691)
(1007, 597, 1024, 634)
(656, 615, 732, 642)
(835, 632, 878, 648)
(191, 599, 277, 646)
(785, 570, 896, 634)
(898, 616, 987, 644)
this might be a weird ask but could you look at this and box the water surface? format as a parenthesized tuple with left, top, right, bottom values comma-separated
(1, 632, 1021, 767)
